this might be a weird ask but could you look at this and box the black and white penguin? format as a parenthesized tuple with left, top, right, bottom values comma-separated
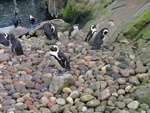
(49, 45, 71, 73)
(29, 15, 35, 25)
(68, 24, 79, 39)
(84, 24, 97, 43)
(92, 28, 109, 50)
(13, 11, 21, 28)
(6, 33, 24, 55)
(43, 21, 59, 40)
(0, 33, 10, 46)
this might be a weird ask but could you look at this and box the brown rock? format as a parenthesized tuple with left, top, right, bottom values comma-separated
(23, 67, 33, 74)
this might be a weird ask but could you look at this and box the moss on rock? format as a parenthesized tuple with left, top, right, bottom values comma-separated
(118, 8, 150, 41)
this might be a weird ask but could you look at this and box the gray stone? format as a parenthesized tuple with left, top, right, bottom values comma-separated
(49, 73, 75, 94)
(50, 104, 59, 113)
(135, 66, 147, 73)
(0, 54, 9, 62)
(95, 106, 105, 112)
(40, 107, 51, 113)
(140, 103, 149, 110)
(127, 101, 139, 109)
(0, 26, 28, 38)
(89, 82, 100, 90)
(129, 76, 140, 85)
(25, 82, 35, 89)
(86, 100, 100, 108)
(80, 94, 94, 102)
(118, 78, 126, 85)
(84, 108, 94, 113)
(98, 88, 111, 100)
(115, 101, 126, 109)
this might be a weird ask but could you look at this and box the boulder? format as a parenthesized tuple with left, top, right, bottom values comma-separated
(49, 73, 75, 94)
(130, 83, 150, 105)
(29, 19, 70, 36)
(0, 26, 28, 38)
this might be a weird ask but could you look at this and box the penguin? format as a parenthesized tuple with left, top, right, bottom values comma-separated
(84, 24, 97, 43)
(92, 28, 109, 50)
(29, 15, 35, 25)
(6, 33, 24, 55)
(49, 45, 71, 73)
(43, 21, 59, 40)
(0, 33, 10, 46)
(13, 11, 21, 28)
(68, 24, 79, 39)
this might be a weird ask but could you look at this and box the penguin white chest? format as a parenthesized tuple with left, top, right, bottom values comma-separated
(50, 55, 64, 71)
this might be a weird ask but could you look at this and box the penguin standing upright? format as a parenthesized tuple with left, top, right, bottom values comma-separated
(29, 15, 35, 25)
(84, 24, 97, 43)
(13, 11, 21, 28)
(6, 33, 24, 55)
(68, 24, 79, 39)
(0, 33, 10, 46)
(92, 28, 109, 50)
(43, 21, 59, 40)
(49, 45, 71, 73)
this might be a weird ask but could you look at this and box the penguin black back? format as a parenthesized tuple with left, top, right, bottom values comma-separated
(43, 21, 59, 40)
(84, 24, 97, 43)
(92, 28, 109, 50)
(8, 34, 24, 55)
(29, 15, 35, 25)
(13, 11, 21, 28)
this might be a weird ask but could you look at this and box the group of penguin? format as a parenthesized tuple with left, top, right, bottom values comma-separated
(46, 21, 109, 74)
(0, 10, 109, 74)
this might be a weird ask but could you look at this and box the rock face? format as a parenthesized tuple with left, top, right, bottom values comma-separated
(130, 83, 150, 106)
(0, 26, 28, 38)
(49, 73, 75, 94)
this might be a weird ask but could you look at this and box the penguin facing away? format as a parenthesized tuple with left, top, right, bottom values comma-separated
(6, 33, 24, 55)
(84, 24, 97, 43)
(0, 33, 10, 46)
(68, 24, 79, 39)
(13, 11, 21, 28)
(43, 21, 59, 40)
(29, 15, 35, 25)
(92, 28, 109, 50)
(49, 45, 71, 73)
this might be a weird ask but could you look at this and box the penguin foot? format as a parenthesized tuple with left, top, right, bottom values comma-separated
(57, 70, 64, 76)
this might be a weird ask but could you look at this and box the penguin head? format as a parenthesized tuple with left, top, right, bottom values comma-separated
(48, 20, 53, 25)
(49, 45, 59, 52)
(73, 24, 79, 31)
(91, 24, 97, 33)
(14, 11, 18, 15)
(102, 28, 109, 35)
(4, 33, 9, 40)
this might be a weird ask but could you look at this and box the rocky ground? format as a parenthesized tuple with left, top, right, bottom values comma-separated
(0, 30, 150, 113)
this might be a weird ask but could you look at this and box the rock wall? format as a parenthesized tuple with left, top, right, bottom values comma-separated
(43, 0, 150, 63)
